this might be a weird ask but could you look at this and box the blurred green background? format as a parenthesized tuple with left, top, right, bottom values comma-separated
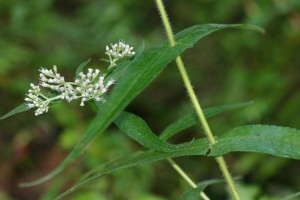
(0, 0, 299, 199)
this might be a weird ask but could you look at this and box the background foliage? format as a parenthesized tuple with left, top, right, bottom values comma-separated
(0, 0, 299, 199)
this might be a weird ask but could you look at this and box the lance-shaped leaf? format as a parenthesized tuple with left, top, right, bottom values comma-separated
(0, 103, 30, 120)
(160, 101, 253, 141)
(211, 125, 300, 159)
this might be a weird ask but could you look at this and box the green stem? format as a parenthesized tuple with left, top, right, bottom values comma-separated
(155, 1, 241, 199)
(167, 159, 210, 200)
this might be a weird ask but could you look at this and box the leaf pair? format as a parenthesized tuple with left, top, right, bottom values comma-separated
(117, 111, 300, 159)
(56, 107, 300, 199)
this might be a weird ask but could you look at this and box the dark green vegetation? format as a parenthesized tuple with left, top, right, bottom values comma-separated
(0, 1, 299, 200)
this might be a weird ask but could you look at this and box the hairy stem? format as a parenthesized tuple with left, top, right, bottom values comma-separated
(155, 0, 241, 199)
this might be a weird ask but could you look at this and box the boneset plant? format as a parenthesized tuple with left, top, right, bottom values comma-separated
(1, 1, 300, 200)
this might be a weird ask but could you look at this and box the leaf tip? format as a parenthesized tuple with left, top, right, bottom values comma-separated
(243, 24, 266, 34)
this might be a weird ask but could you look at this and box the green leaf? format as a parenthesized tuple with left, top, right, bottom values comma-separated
(0, 103, 30, 120)
(75, 58, 91, 79)
(211, 125, 300, 159)
(160, 101, 253, 141)
(1, 91, 61, 120)
(20, 24, 263, 187)
(115, 112, 182, 152)
(55, 139, 209, 200)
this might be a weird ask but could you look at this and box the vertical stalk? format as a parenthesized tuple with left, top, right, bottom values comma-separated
(155, 0, 241, 199)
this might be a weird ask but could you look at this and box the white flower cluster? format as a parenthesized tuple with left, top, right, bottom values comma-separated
(25, 41, 134, 116)
(75, 69, 115, 106)
(25, 66, 114, 116)
(106, 40, 135, 68)
(25, 84, 49, 116)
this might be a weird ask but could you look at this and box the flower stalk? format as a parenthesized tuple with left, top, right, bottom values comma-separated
(155, 0, 241, 199)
